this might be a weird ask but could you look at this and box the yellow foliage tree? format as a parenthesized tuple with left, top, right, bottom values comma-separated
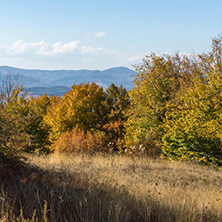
(44, 83, 108, 143)
(162, 35, 222, 165)
(124, 53, 186, 149)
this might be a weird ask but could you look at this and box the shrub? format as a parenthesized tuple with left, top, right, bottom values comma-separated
(53, 127, 99, 153)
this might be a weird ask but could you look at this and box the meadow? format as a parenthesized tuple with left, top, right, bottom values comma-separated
(1, 152, 222, 222)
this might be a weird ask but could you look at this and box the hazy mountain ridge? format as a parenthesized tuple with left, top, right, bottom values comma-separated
(0, 66, 136, 96)
(24, 86, 71, 97)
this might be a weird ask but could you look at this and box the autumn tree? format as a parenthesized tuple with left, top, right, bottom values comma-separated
(104, 83, 130, 144)
(44, 83, 108, 143)
(0, 79, 29, 165)
(126, 34, 222, 164)
(124, 53, 186, 151)
(24, 93, 51, 153)
(162, 35, 222, 165)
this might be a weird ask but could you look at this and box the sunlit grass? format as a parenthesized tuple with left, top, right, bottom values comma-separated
(1, 152, 222, 221)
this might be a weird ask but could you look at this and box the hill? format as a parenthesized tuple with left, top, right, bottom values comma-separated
(0, 66, 136, 96)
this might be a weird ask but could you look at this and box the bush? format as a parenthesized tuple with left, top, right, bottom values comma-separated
(53, 127, 99, 153)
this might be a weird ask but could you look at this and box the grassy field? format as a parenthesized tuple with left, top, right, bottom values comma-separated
(1, 152, 222, 221)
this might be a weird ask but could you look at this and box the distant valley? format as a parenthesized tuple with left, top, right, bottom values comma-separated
(0, 66, 136, 96)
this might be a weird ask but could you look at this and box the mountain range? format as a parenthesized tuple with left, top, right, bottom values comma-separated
(0, 66, 136, 96)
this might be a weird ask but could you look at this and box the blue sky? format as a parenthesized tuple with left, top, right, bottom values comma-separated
(0, 0, 221, 70)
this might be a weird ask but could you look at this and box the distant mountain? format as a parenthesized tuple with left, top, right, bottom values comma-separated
(24, 86, 71, 97)
(0, 66, 136, 96)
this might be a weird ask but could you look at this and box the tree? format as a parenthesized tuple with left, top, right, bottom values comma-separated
(0, 77, 29, 165)
(24, 94, 51, 153)
(104, 83, 130, 143)
(124, 53, 185, 149)
(162, 35, 222, 165)
(44, 83, 108, 143)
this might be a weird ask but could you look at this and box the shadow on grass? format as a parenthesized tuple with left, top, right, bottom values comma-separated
(0, 161, 217, 222)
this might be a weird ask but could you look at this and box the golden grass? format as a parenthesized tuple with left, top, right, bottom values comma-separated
(1, 152, 222, 221)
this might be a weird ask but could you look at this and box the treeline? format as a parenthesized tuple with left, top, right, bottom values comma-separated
(0, 79, 130, 161)
(1, 35, 222, 166)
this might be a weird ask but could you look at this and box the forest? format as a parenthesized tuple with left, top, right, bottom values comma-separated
(2, 35, 222, 167)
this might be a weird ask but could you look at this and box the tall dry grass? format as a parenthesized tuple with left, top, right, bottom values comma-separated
(1, 152, 222, 221)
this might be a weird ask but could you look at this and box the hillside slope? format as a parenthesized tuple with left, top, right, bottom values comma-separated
(0, 66, 136, 96)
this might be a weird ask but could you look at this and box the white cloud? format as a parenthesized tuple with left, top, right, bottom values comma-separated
(128, 56, 142, 63)
(6, 40, 80, 56)
(50, 41, 80, 55)
(80, 46, 105, 55)
(95, 31, 107, 38)
(3, 40, 115, 58)
(0, 39, 120, 69)
(8, 40, 49, 55)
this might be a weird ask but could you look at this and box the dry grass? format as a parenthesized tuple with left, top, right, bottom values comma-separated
(1, 152, 222, 221)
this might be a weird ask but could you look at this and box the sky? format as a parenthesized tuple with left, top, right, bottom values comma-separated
(0, 0, 222, 70)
